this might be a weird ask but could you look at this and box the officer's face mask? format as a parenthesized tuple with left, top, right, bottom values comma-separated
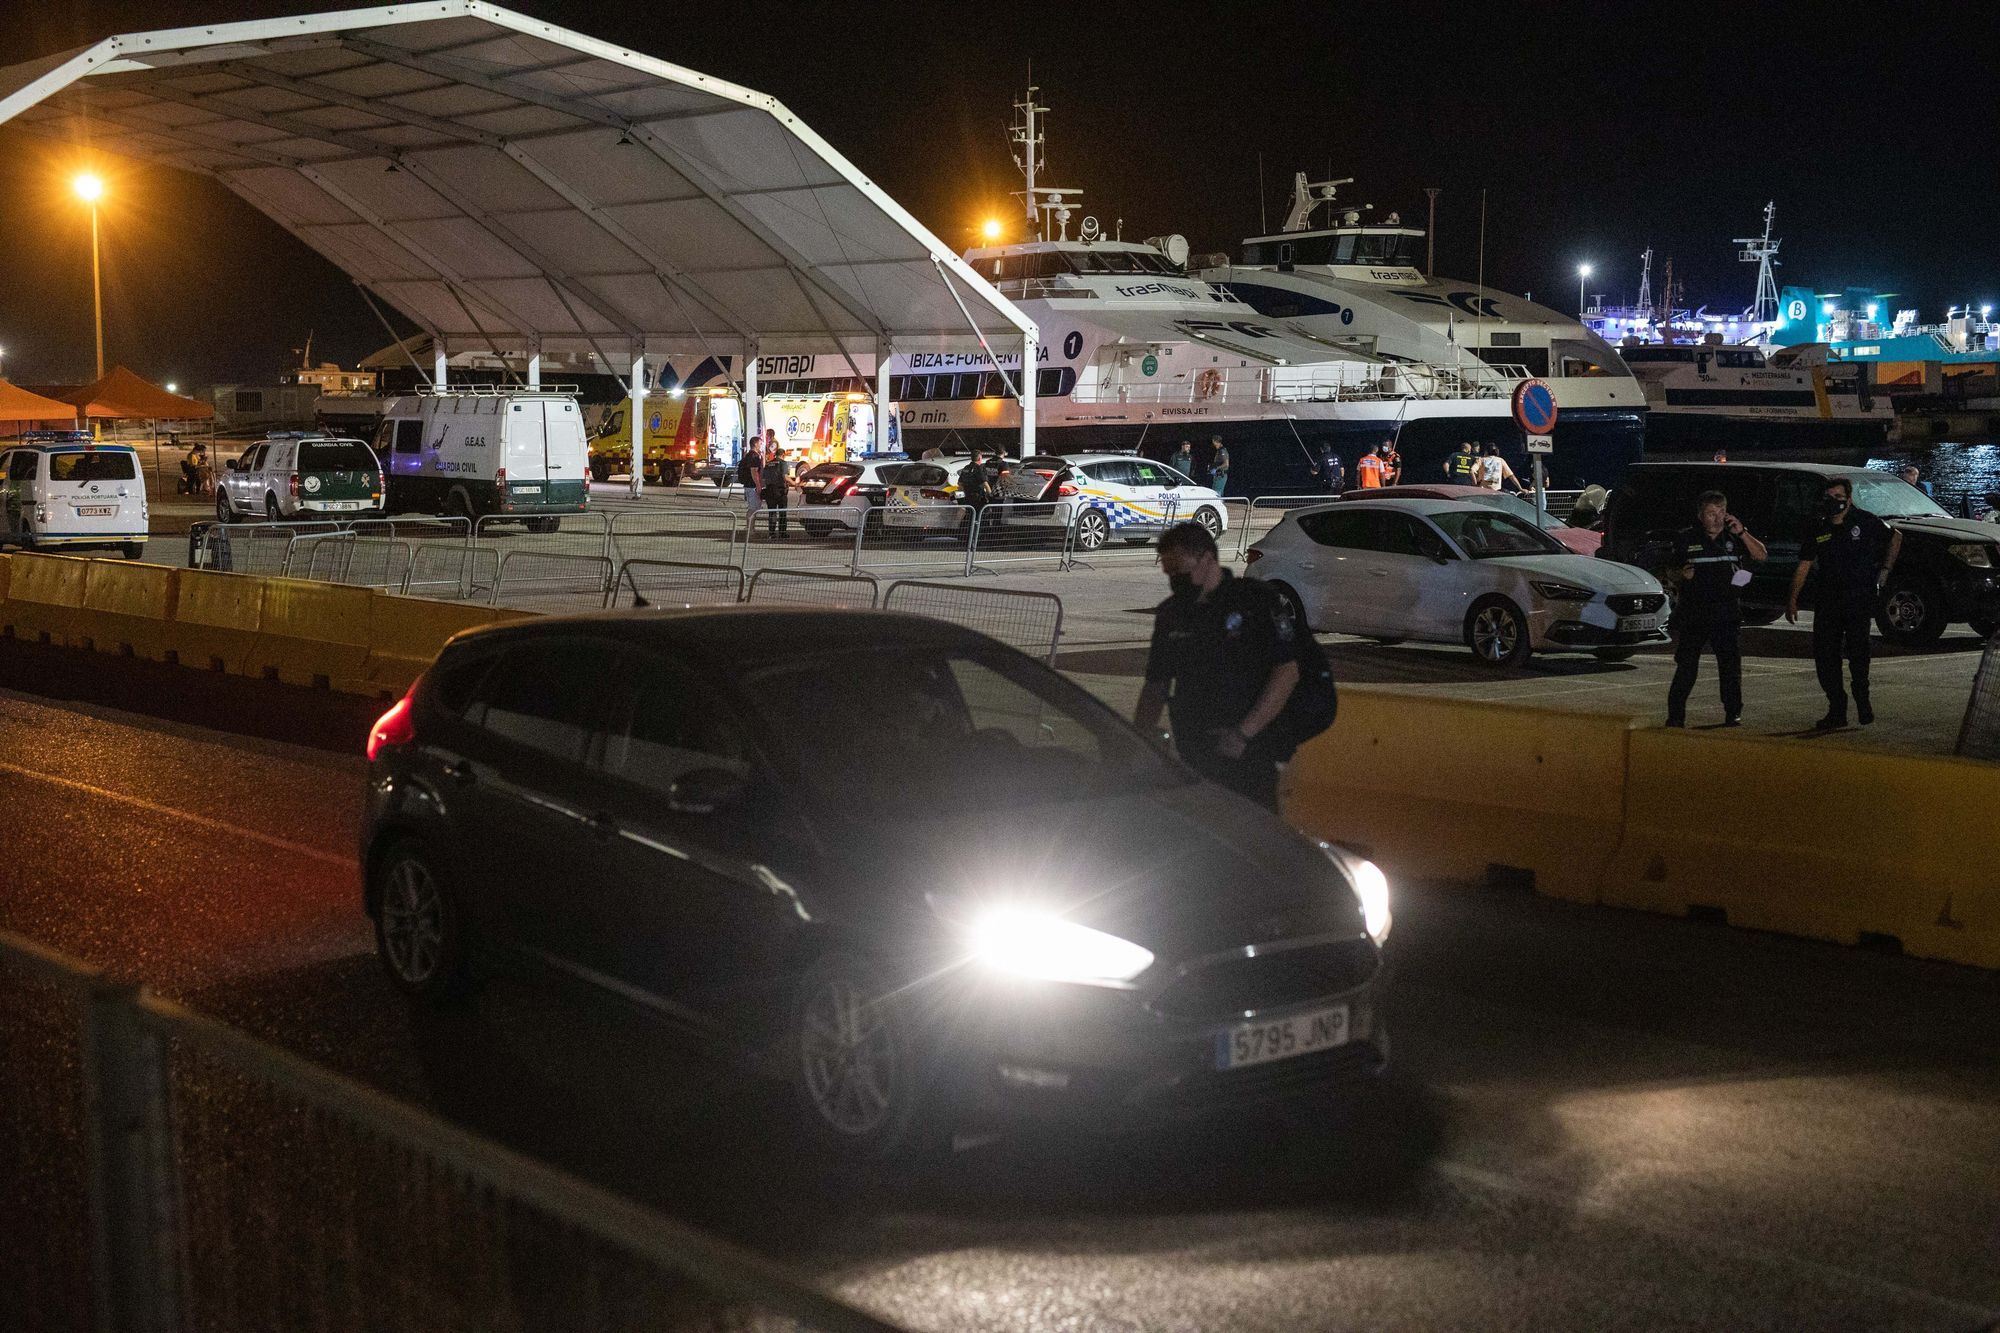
(1823, 493, 1848, 517)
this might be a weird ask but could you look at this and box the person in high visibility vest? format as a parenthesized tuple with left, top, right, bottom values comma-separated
(1378, 437, 1403, 485)
(1445, 441, 1480, 483)
(1355, 444, 1387, 489)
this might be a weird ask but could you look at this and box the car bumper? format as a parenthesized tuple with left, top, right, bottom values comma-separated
(1534, 601, 1669, 650)
(948, 954, 1389, 1129)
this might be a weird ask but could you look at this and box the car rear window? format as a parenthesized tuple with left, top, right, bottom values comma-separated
(301, 440, 379, 471)
(47, 451, 137, 482)
(879, 463, 947, 486)
(805, 463, 863, 481)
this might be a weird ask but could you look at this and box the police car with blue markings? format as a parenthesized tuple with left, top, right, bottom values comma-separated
(1045, 452, 1228, 551)
(0, 433, 148, 559)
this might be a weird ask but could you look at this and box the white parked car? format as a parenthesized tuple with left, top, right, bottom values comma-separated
(0, 435, 147, 559)
(1247, 497, 1668, 668)
(218, 433, 384, 522)
(796, 457, 965, 536)
(1039, 453, 1229, 551)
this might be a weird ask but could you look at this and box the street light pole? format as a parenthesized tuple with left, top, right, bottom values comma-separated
(90, 200, 104, 382)
(1577, 263, 1592, 320)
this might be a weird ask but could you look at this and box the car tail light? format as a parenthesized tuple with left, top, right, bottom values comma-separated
(1057, 482, 1079, 496)
(288, 473, 300, 498)
(1246, 548, 1263, 564)
(367, 694, 417, 762)
(830, 478, 855, 497)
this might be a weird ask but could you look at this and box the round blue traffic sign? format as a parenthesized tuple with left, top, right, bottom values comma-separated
(1512, 379, 1558, 435)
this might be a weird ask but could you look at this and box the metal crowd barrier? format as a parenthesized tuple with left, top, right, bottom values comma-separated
(0, 928, 908, 1333)
(881, 580, 1064, 664)
(609, 507, 744, 573)
(746, 567, 882, 609)
(607, 559, 745, 610)
(850, 502, 974, 576)
(471, 510, 612, 567)
(489, 550, 616, 611)
(966, 501, 1075, 576)
(1957, 632, 2000, 761)
(1236, 494, 1337, 559)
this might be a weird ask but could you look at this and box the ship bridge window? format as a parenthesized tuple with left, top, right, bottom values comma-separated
(1349, 233, 1421, 266)
(1097, 252, 1141, 274)
(1716, 350, 1765, 368)
(1621, 347, 1697, 363)
(1069, 251, 1112, 274)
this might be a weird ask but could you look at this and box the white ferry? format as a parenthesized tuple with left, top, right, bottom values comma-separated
(1618, 338, 1894, 452)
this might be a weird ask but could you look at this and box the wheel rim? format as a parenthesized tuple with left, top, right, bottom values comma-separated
(799, 975, 897, 1137)
(1197, 509, 1221, 536)
(1078, 514, 1108, 550)
(1883, 587, 1924, 632)
(1472, 606, 1518, 661)
(380, 859, 444, 984)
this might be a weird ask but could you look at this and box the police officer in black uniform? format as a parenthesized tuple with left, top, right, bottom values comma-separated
(1787, 476, 1901, 728)
(1136, 521, 1302, 810)
(1666, 490, 1767, 727)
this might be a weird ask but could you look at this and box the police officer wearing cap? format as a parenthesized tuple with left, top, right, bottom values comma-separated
(1666, 490, 1767, 728)
(1136, 521, 1302, 810)
(1787, 476, 1900, 728)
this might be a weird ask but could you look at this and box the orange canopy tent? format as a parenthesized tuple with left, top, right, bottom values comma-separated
(31, 366, 213, 421)
(0, 378, 84, 426)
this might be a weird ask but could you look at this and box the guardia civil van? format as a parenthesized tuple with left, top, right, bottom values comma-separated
(354, 389, 590, 527)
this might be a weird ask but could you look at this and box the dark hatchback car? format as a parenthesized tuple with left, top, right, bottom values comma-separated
(1600, 461, 2000, 643)
(362, 610, 1391, 1157)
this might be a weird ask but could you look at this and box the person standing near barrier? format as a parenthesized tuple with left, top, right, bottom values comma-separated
(761, 441, 791, 539)
(960, 447, 996, 522)
(1445, 441, 1479, 484)
(1665, 490, 1767, 728)
(1209, 436, 1230, 496)
(1379, 437, 1403, 485)
(1171, 440, 1193, 479)
(1787, 476, 1900, 728)
(1136, 521, 1304, 810)
(737, 439, 764, 523)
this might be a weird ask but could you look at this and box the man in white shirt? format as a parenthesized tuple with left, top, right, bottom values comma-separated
(1475, 444, 1521, 492)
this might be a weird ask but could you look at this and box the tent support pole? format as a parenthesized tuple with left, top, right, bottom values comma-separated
(874, 340, 892, 456)
(742, 343, 760, 467)
(527, 344, 541, 390)
(627, 348, 645, 498)
(1020, 329, 1038, 457)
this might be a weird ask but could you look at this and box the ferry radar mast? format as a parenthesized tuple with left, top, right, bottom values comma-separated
(1634, 248, 1654, 322)
(1736, 201, 1781, 324)
(1282, 174, 1369, 233)
(1008, 86, 1085, 241)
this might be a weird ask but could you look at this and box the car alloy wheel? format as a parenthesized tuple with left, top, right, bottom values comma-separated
(1075, 509, 1110, 551)
(380, 857, 445, 986)
(798, 971, 900, 1138)
(1195, 506, 1222, 538)
(1467, 596, 1531, 668)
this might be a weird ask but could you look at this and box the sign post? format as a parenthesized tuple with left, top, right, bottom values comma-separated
(1511, 378, 1560, 519)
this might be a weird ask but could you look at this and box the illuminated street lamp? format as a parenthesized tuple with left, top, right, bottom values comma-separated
(1577, 263, 1593, 319)
(73, 172, 106, 381)
(981, 217, 1003, 242)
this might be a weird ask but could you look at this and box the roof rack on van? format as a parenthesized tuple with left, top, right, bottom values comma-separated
(411, 384, 580, 397)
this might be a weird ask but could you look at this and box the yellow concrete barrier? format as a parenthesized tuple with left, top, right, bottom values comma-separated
(247, 578, 374, 691)
(0, 552, 93, 647)
(170, 568, 268, 673)
(364, 594, 532, 694)
(1604, 729, 2000, 969)
(1283, 689, 1640, 904)
(81, 559, 179, 660)
(0, 552, 11, 603)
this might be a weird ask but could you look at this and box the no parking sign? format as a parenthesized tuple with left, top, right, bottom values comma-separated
(1511, 378, 1558, 438)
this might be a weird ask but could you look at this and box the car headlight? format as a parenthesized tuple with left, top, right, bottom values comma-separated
(952, 902, 1155, 985)
(1319, 842, 1392, 945)
(1529, 579, 1595, 602)
(1948, 543, 1995, 568)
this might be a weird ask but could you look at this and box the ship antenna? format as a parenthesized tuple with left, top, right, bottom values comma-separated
(1257, 152, 1267, 235)
(1635, 247, 1654, 320)
(1734, 201, 1781, 324)
(1010, 83, 1048, 235)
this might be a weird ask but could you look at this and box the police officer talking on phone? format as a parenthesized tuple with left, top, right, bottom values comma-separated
(1787, 476, 1900, 728)
(1136, 521, 1301, 810)
(1666, 490, 1767, 727)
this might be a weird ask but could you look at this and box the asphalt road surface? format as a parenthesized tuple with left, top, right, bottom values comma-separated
(2, 658, 1997, 1333)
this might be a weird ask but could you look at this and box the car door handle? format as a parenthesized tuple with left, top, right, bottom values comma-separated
(1368, 568, 1389, 578)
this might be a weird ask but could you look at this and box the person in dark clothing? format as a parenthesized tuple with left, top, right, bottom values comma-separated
(1787, 476, 1901, 728)
(761, 446, 790, 538)
(1665, 490, 1768, 727)
(1136, 522, 1302, 810)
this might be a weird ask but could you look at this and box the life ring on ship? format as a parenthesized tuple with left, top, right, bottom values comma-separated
(1195, 368, 1223, 400)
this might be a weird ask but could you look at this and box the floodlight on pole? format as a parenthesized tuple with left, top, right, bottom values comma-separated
(74, 172, 107, 382)
(981, 217, 1003, 242)
(1577, 263, 1593, 318)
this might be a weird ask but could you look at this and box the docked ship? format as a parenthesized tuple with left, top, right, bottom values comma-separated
(870, 91, 1524, 495)
(1619, 339, 1894, 452)
(1199, 174, 1647, 488)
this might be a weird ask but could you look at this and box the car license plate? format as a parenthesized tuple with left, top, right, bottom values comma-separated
(313, 500, 363, 511)
(511, 485, 543, 495)
(76, 505, 116, 517)
(1215, 1003, 1349, 1071)
(1617, 615, 1659, 633)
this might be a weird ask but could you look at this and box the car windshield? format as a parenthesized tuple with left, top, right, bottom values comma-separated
(751, 644, 1177, 809)
(1464, 489, 1565, 531)
(1850, 474, 1948, 519)
(878, 463, 948, 486)
(47, 451, 136, 482)
(301, 440, 378, 472)
(1428, 508, 1567, 557)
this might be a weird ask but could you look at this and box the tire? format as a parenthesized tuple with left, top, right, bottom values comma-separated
(215, 490, 233, 523)
(1465, 596, 1532, 669)
(1876, 574, 1948, 646)
(1074, 508, 1111, 551)
(264, 494, 282, 522)
(787, 951, 939, 1161)
(524, 516, 559, 534)
(802, 520, 834, 539)
(663, 462, 682, 486)
(447, 487, 477, 524)
(1269, 580, 1313, 634)
(589, 457, 613, 485)
(1194, 506, 1223, 539)
(371, 840, 472, 1003)
(121, 543, 144, 561)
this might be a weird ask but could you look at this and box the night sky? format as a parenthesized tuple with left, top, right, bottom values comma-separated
(1, 0, 1995, 387)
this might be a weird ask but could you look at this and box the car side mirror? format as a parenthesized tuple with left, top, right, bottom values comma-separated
(225, 458, 241, 471)
(667, 766, 748, 815)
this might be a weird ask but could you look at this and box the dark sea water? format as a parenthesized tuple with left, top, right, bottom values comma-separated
(1865, 438, 2000, 517)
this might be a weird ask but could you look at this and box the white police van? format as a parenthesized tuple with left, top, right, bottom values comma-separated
(359, 389, 590, 528)
(0, 433, 148, 559)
